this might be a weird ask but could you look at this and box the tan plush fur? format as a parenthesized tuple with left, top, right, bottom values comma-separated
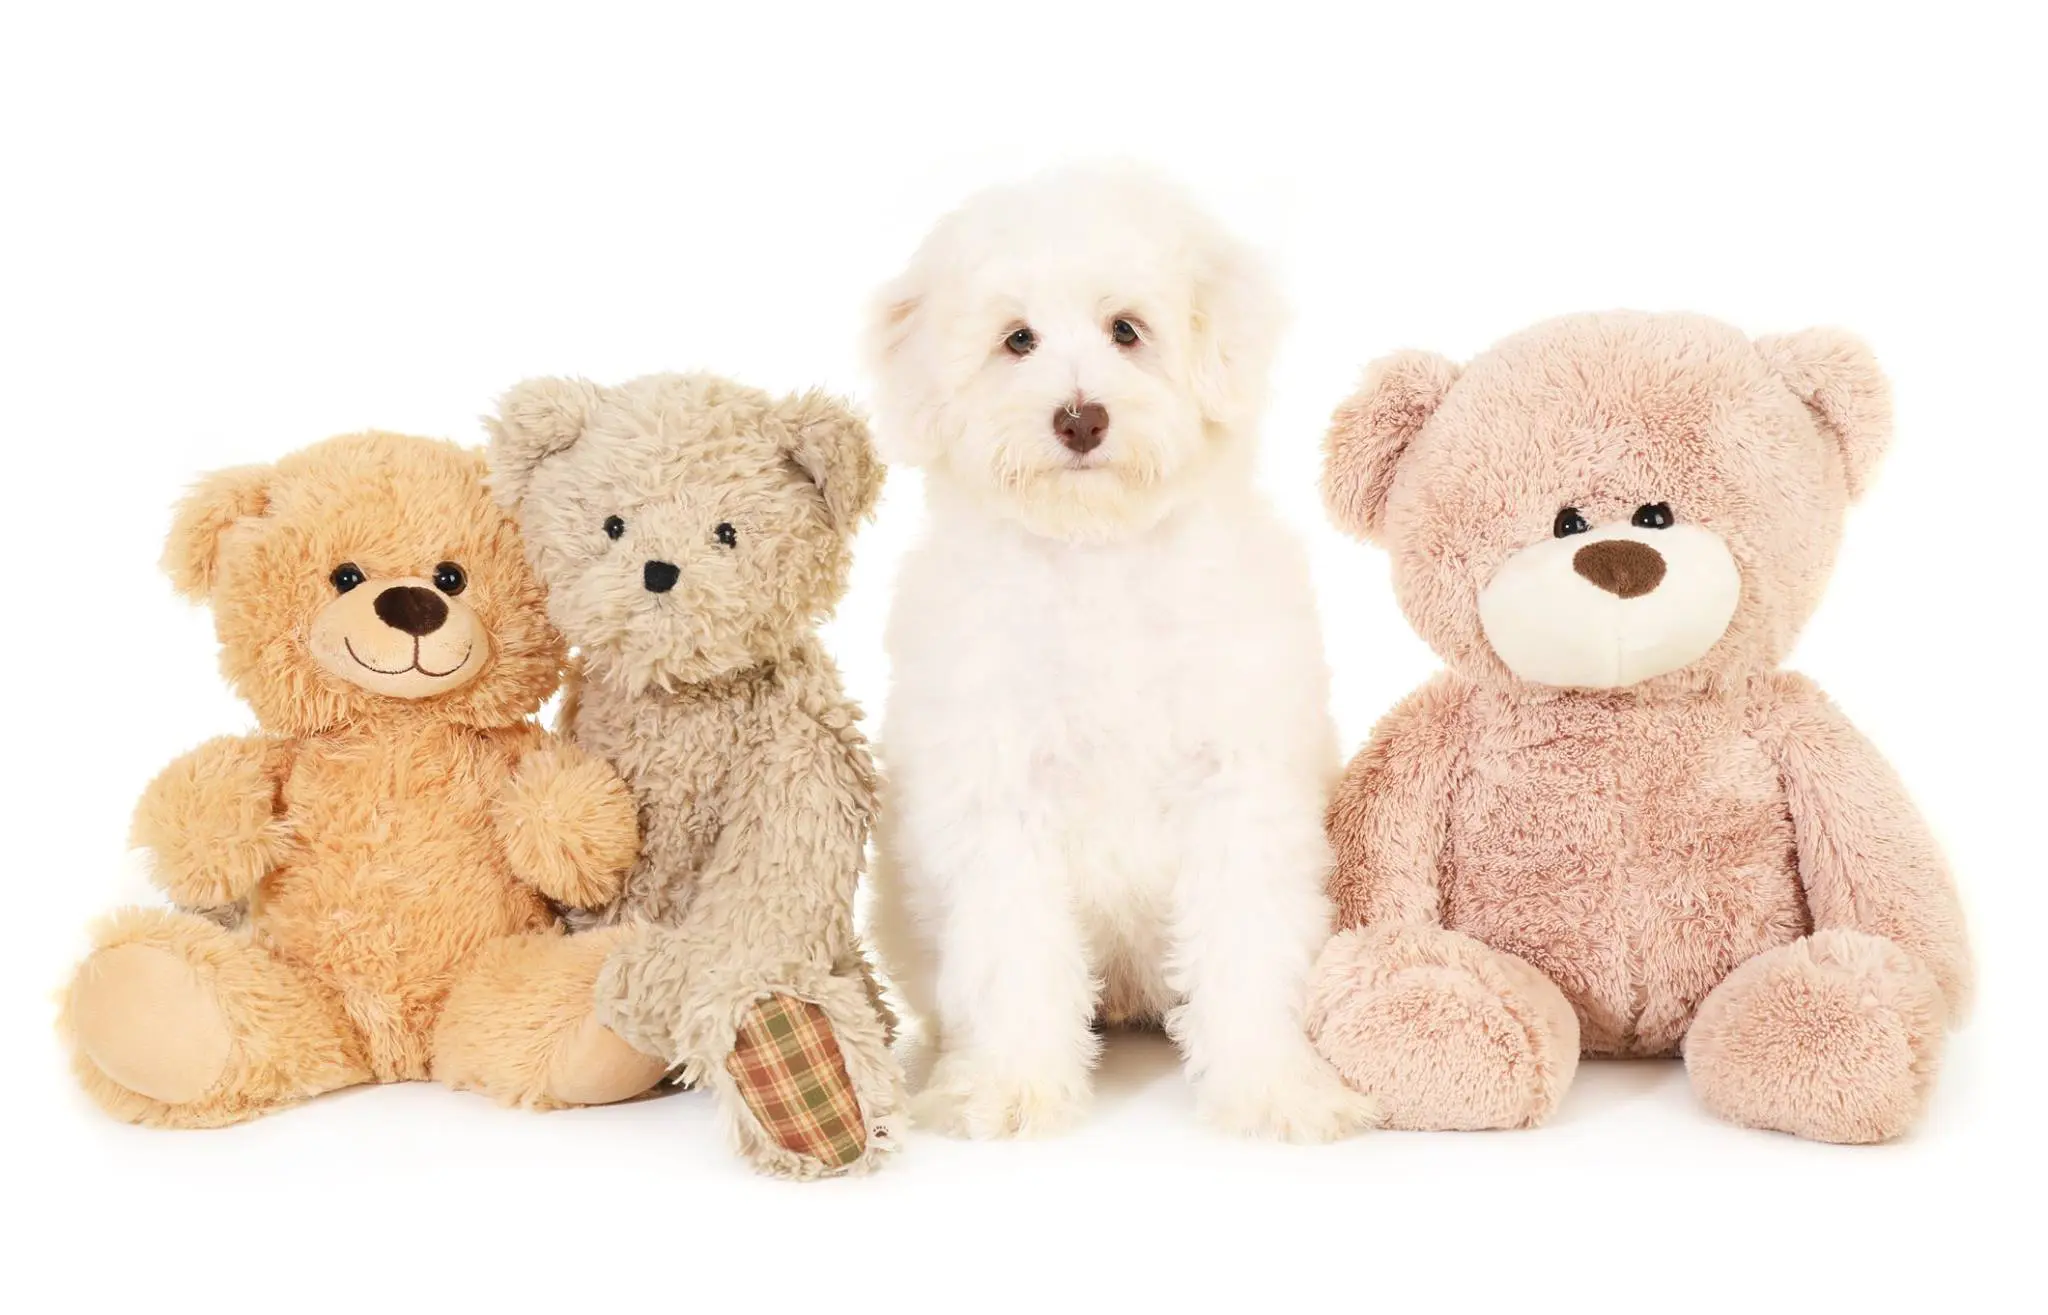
(60, 433, 661, 1126)
(488, 372, 905, 1178)
(1305, 313, 1972, 1143)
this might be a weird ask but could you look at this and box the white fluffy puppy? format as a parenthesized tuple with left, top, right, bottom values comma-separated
(863, 166, 1374, 1141)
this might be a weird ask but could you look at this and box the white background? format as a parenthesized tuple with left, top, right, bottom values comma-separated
(3, 2, 2041, 1309)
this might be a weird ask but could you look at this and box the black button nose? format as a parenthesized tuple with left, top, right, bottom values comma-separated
(1052, 400, 1109, 454)
(643, 560, 681, 593)
(373, 585, 449, 636)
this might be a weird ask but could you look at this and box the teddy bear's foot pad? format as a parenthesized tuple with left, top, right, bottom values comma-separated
(1306, 925, 1580, 1130)
(1686, 929, 1945, 1143)
(727, 994, 868, 1169)
(71, 943, 233, 1105)
(545, 1013, 668, 1107)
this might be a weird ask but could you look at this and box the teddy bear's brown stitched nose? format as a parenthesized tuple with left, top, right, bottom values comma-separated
(1573, 539, 1666, 599)
(373, 585, 449, 636)
(1052, 400, 1109, 454)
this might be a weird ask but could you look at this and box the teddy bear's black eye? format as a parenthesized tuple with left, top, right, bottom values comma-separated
(714, 522, 738, 549)
(603, 516, 625, 541)
(1553, 508, 1590, 538)
(432, 562, 467, 595)
(331, 563, 365, 593)
(1110, 318, 1140, 347)
(1632, 502, 1674, 530)
(1004, 326, 1037, 357)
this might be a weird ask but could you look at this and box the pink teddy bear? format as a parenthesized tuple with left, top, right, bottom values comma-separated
(1306, 311, 1971, 1143)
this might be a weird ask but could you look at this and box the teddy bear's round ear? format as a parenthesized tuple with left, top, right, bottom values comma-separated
(162, 463, 274, 600)
(485, 377, 603, 509)
(1322, 350, 1461, 544)
(774, 390, 885, 533)
(1755, 327, 1893, 501)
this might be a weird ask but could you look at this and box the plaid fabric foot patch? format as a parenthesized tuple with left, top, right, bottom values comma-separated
(726, 994, 867, 1169)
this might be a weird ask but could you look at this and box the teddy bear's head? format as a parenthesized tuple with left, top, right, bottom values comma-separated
(486, 373, 883, 692)
(1323, 312, 1891, 696)
(164, 432, 565, 734)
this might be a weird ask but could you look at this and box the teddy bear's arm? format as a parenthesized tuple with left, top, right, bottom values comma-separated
(491, 737, 641, 910)
(131, 735, 296, 908)
(672, 708, 875, 968)
(1327, 675, 1470, 930)
(1763, 673, 1973, 1018)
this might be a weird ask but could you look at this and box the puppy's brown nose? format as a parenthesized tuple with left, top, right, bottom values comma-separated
(1053, 401, 1109, 454)
(374, 585, 449, 636)
(1573, 539, 1666, 598)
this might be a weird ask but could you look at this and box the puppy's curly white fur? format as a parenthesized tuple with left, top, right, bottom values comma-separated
(864, 165, 1375, 1141)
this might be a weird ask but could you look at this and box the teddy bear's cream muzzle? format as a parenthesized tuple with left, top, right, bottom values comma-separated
(308, 576, 489, 699)
(1477, 522, 1741, 689)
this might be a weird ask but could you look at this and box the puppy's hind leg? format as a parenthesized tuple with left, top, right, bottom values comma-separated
(1167, 772, 1378, 1143)
(904, 804, 1100, 1139)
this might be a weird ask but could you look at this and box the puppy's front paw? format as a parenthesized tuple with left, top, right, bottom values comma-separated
(912, 1050, 1091, 1139)
(1196, 1052, 1379, 1144)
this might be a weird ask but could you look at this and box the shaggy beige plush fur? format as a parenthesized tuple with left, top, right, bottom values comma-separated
(489, 372, 903, 1178)
(1305, 313, 1971, 1143)
(60, 433, 660, 1126)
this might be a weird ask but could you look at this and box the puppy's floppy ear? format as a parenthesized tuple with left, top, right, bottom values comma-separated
(860, 270, 941, 466)
(163, 463, 274, 600)
(1755, 327, 1892, 501)
(866, 275, 924, 368)
(1323, 351, 1460, 544)
(1186, 234, 1284, 429)
(774, 389, 885, 532)
(486, 376, 603, 508)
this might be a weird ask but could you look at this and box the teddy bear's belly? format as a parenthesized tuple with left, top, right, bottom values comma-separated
(1441, 705, 1809, 1056)
(258, 745, 554, 1078)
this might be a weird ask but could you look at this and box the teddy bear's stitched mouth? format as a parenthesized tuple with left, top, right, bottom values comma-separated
(344, 637, 474, 679)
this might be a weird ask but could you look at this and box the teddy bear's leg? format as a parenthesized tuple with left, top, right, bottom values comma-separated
(1685, 929, 1945, 1143)
(61, 907, 368, 1127)
(711, 969, 904, 1179)
(596, 927, 902, 1177)
(1305, 924, 1580, 1130)
(430, 928, 667, 1108)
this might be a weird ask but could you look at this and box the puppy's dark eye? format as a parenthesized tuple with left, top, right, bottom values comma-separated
(603, 516, 625, 540)
(1110, 318, 1140, 347)
(1553, 508, 1590, 538)
(1004, 326, 1036, 357)
(1632, 502, 1674, 529)
(432, 562, 467, 595)
(331, 563, 365, 593)
(714, 522, 738, 548)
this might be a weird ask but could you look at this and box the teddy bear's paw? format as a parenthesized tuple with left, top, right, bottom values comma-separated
(1194, 1048, 1379, 1144)
(132, 737, 294, 907)
(1305, 924, 1580, 1131)
(911, 1050, 1092, 1139)
(1686, 930, 1946, 1144)
(493, 747, 639, 909)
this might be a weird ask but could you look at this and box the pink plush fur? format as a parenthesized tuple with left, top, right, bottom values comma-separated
(1305, 312, 1971, 1143)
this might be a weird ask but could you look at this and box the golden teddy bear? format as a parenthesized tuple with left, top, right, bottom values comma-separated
(61, 431, 666, 1125)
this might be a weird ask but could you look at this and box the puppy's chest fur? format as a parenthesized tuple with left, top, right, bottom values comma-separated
(897, 508, 1298, 762)
(889, 500, 1329, 1023)
(568, 669, 764, 926)
(1446, 687, 1804, 1056)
